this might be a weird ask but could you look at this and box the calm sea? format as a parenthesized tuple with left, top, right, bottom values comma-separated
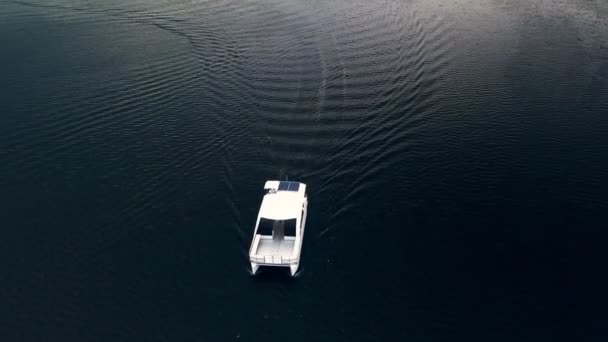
(1, 0, 607, 340)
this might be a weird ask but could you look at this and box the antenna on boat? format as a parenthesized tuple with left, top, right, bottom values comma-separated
(278, 169, 288, 182)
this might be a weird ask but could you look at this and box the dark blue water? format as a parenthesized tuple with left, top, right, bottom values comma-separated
(1, 0, 608, 340)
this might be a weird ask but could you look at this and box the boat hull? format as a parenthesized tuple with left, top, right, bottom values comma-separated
(251, 263, 259, 275)
(250, 262, 299, 276)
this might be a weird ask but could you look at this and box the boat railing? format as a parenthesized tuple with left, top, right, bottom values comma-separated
(250, 255, 298, 265)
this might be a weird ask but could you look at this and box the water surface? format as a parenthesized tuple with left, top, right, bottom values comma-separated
(1, 0, 607, 340)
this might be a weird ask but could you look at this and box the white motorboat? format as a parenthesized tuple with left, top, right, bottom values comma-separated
(249, 180, 308, 276)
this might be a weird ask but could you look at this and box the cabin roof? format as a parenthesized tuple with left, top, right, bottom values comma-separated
(259, 188, 306, 220)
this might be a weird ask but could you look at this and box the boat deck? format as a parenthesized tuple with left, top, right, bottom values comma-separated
(256, 237, 295, 257)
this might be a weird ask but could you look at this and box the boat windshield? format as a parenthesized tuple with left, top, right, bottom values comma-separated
(258, 218, 297, 237)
